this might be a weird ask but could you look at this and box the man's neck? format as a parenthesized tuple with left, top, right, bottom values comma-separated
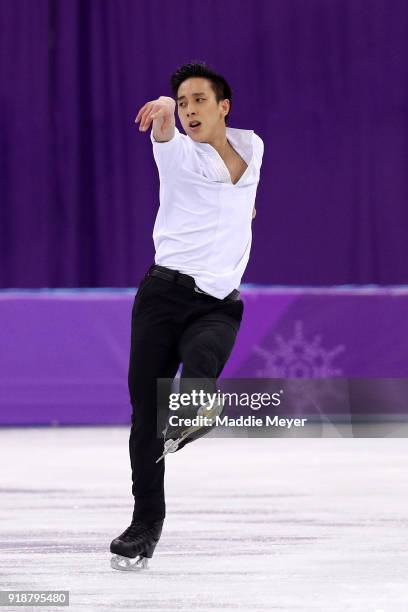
(206, 128, 231, 161)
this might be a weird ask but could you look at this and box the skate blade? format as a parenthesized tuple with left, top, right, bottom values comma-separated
(155, 438, 180, 463)
(110, 554, 149, 571)
(156, 399, 225, 462)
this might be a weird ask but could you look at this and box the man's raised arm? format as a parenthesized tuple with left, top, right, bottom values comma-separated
(134, 96, 176, 142)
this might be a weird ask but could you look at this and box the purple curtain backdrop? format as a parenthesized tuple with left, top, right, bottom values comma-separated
(1, 0, 407, 288)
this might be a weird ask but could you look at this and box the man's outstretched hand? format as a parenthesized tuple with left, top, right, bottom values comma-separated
(134, 96, 176, 137)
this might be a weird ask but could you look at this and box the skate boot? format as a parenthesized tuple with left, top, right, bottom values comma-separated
(156, 394, 225, 463)
(110, 518, 164, 571)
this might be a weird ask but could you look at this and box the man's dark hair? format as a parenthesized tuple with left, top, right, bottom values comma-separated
(170, 61, 232, 125)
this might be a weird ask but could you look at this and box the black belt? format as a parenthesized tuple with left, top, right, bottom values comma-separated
(146, 264, 240, 301)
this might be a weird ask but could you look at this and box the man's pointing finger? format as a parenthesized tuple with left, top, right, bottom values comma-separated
(135, 103, 149, 123)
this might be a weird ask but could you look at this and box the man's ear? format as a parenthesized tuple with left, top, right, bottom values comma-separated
(221, 99, 230, 120)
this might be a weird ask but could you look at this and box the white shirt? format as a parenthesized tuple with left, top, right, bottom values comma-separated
(150, 125, 264, 299)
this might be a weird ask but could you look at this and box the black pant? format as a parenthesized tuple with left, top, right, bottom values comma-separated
(128, 266, 244, 521)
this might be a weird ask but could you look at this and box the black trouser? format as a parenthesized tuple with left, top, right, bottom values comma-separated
(128, 265, 244, 522)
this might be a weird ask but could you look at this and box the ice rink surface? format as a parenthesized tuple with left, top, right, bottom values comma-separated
(1, 426, 407, 611)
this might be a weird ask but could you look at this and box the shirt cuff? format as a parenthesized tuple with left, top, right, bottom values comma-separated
(150, 126, 181, 145)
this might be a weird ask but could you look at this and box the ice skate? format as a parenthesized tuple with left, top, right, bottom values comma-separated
(156, 394, 225, 462)
(110, 518, 163, 571)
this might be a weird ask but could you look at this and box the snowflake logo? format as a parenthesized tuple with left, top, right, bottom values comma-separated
(253, 320, 346, 416)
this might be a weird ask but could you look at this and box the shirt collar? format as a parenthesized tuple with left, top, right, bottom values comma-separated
(188, 127, 254, 165)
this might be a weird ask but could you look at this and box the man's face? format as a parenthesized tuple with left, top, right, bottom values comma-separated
(176, 77, 229, 141)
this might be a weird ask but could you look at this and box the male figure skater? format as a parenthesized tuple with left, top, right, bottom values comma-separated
(110, 62, 264, 570)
